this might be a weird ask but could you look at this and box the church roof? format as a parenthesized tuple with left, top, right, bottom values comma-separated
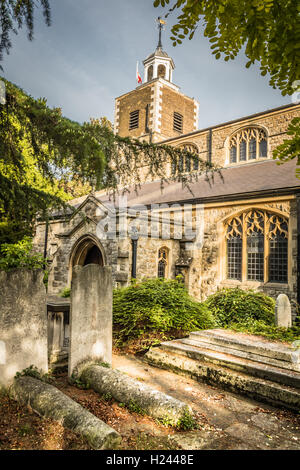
(50, 159, 299, 219)
(102, 159, 300, 207)
(143, 46, 175, 68)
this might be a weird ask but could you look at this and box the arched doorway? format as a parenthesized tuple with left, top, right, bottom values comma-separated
(71, 235, 105, 268)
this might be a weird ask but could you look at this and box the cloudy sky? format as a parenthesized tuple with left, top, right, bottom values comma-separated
(3, 0, 290, 129)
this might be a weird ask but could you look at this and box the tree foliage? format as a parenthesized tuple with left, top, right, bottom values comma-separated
(0, 78, 216, 242)
(154, 0, 300, 96)
(0, 236, 45, 270)
(273, 117, 300, 177)
(0, 0, 51, 64)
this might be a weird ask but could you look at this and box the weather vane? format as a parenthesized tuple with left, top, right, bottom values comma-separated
(156, 16, 166, 49)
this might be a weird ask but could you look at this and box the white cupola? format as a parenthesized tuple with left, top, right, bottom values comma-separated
(143, 17, 175, 83)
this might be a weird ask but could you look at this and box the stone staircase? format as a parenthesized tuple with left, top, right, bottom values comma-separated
(144, 329, 300, 411)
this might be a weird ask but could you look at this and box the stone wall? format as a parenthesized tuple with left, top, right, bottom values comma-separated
(69, 264, 113, 377)
(115, 84, 153, 139)
(135, 237, 180, 281)
(190, 197, 298, 317)
(0, 269, 48, 388)
(34, 197, 119, 295)
(164, 104, 300, 168)
(160, 85, 197, 139)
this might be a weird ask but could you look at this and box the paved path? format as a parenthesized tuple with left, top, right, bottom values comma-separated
(112, 353, 300, 450)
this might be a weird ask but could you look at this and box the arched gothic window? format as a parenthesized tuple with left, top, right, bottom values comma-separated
(172, 143, 199, 174)
(158, 247, 168, 278)
(226, 210, 288, 283)
(229, 128, 268, 164)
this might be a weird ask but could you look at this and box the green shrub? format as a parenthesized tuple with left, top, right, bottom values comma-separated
(60, 287, 71, 298)
(113, 278, 216, 343)
(205, 288, 275, 327)
(0, 236, 45, 271)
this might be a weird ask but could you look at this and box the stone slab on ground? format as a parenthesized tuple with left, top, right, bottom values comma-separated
(112, 354, 300, 450)
(145, 344, 300, 411)
(144, 329, 300, 410)
(189, 329, 300, 368)
(80, 364, 192, 426)
(11, 376, 121, 450)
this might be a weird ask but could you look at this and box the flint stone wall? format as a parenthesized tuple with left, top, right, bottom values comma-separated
(0, 269, 48, 387)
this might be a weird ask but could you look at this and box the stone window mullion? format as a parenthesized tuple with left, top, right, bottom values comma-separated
(264, 212, 269, 283)
(242, 213, 247, 282)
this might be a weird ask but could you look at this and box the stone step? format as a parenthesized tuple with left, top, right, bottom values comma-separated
(181, 337, 299, 373)
(189, 329, 300, 367)
(144, 346, 300, 412)
(157, 340, 300, 389)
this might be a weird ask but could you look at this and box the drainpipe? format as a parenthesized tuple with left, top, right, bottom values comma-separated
(130, 227, 139, 280)
(208, 128, 212, 164)
(43, 216, 49, 270)
(297, 195, 300, 308)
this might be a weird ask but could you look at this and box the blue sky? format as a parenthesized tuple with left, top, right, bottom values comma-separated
(3, 0, 290, 129)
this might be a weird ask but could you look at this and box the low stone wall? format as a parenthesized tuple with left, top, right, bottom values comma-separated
(0, 269, 48, 388)
(12, 376, 121, 449)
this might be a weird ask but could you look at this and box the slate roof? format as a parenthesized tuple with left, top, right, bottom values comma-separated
(50, 159, 299, 219)
(99, 159, 300, 207)
(145, 47, 171, 61)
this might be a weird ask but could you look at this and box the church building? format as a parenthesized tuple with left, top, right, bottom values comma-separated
(34, 27, 300, 350)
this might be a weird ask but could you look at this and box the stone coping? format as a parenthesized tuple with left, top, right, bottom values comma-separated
(47, 295, 70, 312)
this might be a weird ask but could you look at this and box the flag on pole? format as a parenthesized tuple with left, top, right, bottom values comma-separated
(136, 61, 142, 84)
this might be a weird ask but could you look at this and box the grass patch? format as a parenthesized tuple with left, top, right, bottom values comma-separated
(176, 411, 199, 431)
(15, 365, 54, 384)
(227, 318, 300, 344)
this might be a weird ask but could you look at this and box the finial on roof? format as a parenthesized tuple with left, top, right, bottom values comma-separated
(156, 16, 166, 50)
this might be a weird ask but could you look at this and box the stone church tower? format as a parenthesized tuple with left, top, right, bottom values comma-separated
(114, 26, 199, 143)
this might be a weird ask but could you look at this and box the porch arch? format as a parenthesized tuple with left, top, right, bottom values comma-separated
(69, 234, 106, 271)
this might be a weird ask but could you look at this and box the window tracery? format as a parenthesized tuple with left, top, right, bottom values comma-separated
(229, 128, 268, 164)
(172, 143, 199, 174)
(225, 210, 288, 283)
(158, 247, 168, 278)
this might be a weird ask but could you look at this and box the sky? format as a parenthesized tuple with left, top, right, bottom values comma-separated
(2, 0, 291, 129)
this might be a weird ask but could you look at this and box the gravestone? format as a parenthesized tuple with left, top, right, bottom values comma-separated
(69, 264, 112, 378)
(275, 294, 292, 328)
(0, 269, 48, 387)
